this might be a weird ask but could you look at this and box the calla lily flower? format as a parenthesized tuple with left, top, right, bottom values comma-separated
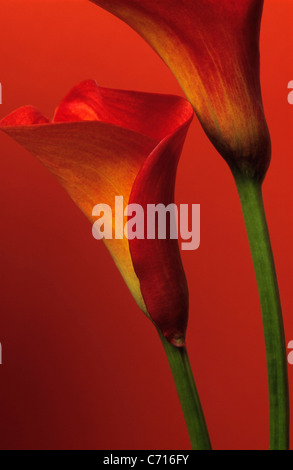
(90, 0, 271, 180)
(0, 80, 193, 346)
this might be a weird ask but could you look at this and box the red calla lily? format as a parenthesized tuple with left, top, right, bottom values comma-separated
(0, 80, 193, 346)
(90, 0, 271, 180)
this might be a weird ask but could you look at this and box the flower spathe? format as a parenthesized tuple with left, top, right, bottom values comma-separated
(90, 0, 271, 180)
(0, 80, 193, 346)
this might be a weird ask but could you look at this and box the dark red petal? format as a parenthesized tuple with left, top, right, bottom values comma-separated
(129, 110, 193, 346)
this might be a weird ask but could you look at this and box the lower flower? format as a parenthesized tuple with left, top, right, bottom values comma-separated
(0, 79, 194, 346)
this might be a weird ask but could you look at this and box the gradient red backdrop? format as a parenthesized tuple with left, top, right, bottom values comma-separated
(0, 0, 292, 450)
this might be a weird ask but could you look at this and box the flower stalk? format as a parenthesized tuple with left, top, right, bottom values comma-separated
(234, 172, 289, 450)
(159, 330, 212, 450)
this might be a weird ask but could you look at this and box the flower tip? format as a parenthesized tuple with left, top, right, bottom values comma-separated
(167, 334, 186, 348)
(0, 106, 49, 127)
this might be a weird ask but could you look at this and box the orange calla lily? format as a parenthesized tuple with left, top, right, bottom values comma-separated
(90, 0, 271, 180)
(0, 80, 193, 346)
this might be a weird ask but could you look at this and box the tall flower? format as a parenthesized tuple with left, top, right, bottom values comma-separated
(0, 80, 211, 449)
(89, 0, 289, 449)
(90, 0, 271, 180)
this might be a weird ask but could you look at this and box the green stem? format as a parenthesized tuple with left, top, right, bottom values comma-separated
(234, 173, 289, 450)
(158, 330, 212, 450)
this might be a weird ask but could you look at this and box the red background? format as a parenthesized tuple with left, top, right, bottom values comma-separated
(0, 0, 292, 450)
